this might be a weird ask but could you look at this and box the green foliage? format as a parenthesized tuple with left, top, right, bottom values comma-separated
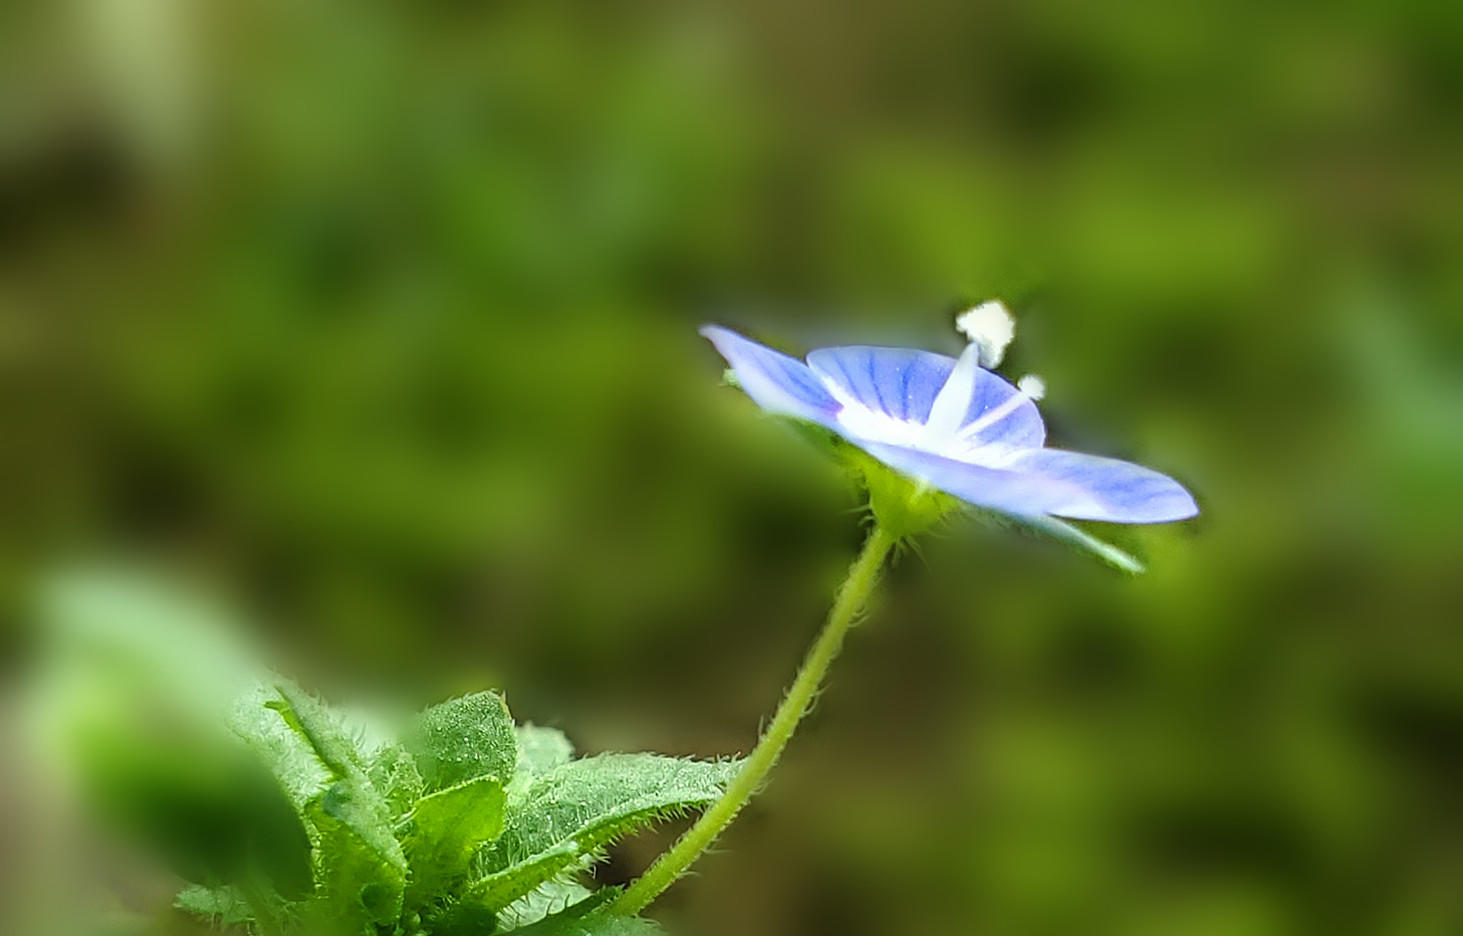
(38, 571, 315, 896)
(213, 687, 723, 934)
(272, 683, 409, 880)
(494, 877, 596, 932)
(512, 906, 663, 936)
(407, 691, 519, 791)
(42, 569, 736, 935)
(480, 886, 659, 936)
(514, 725, 576, 781)
(532, 914, 663, 936)
(468, 754, 742, 910)
(368, 742, 428, 821)
(303, 798, 407, 931)
(405, 776, 507, 901)
(176, 885, 254, 926)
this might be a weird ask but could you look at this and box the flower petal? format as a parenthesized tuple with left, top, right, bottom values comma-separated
(949, 369, 1045, 450)
(860, 441, 1104, 519)
(1002, 449, 1199, 523)
(701, 326, 841, 427)
(805, 346, 955, 423)
(806, 343, 1047, 450)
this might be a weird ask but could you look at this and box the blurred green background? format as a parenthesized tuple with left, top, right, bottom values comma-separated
(3, 1, 1462, 934)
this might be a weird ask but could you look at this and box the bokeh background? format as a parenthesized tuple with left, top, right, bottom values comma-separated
(3, 1, 1462, 934)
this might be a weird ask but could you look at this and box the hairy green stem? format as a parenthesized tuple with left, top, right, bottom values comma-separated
(610, 523, 898, 916)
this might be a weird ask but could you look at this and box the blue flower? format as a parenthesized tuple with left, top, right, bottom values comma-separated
(702, 324, 1198, 525)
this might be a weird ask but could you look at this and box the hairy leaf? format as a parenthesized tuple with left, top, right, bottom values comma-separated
(406, 691, 518, 791)
(304, 799, 406, 932)
(229, 682, 335, 814)
(515, 724, 575, 779)
(423, 900, 499, 936)
(368, 741, 426, 821)
(467, 754, 739, 909)
(268, 683, 409, 930)
(506, 906, 662, 936)
(175, 884, 253, 926)
(494, 875, 596, 931)
(271, 683, 406, 871)
(404, 775, 506, 902)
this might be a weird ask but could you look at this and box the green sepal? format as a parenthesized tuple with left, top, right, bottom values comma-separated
(779, 415, 1146, 571)
(850, 448, 963, 540)
(969, 507, 1145, 574)
(768, 420, 961, 539)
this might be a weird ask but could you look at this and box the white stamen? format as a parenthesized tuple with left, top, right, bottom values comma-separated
(955, 300, 1016, 368)
(957, 375, 1043, 442)
(923, 342, 982, 441)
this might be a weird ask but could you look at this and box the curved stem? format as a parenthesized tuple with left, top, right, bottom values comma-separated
(610, 523, 898, 917)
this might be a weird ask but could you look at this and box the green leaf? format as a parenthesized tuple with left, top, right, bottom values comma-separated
(267, 683, 409, 931)
(367, 741, 426, 821)
(39, 566, 259, 712)
(271, 683, 406, 870)
(506, 906, 663, 936)
(422, 900, 499, 936)
(229, 682, 335, 815)
(406, 691, 519, 792)
(304, 798, 406, 932)
(515, 724, 575, 778)
(494, 876, 595, 931)
(38, 571, 312, 896)
(509, 723, 575, 799)
(467, 754, 740, 910)
(175, 884, 253, 926)
(268, 682, 369, 779)
(403, 775, 506, 902)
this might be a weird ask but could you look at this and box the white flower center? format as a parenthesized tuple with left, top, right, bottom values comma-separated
(822, 304, 1042, 465)
(825, 351, 1039, 466)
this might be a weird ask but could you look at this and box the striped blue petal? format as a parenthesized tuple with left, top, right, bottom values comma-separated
(807, 345, 1045, 449)
(860, 442, 1104, 519)
(805, 346, 955, 423)
(1002, 449, 1199, 523)
(701, 326, 841, 428)
(951, 367, 1045, 450)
